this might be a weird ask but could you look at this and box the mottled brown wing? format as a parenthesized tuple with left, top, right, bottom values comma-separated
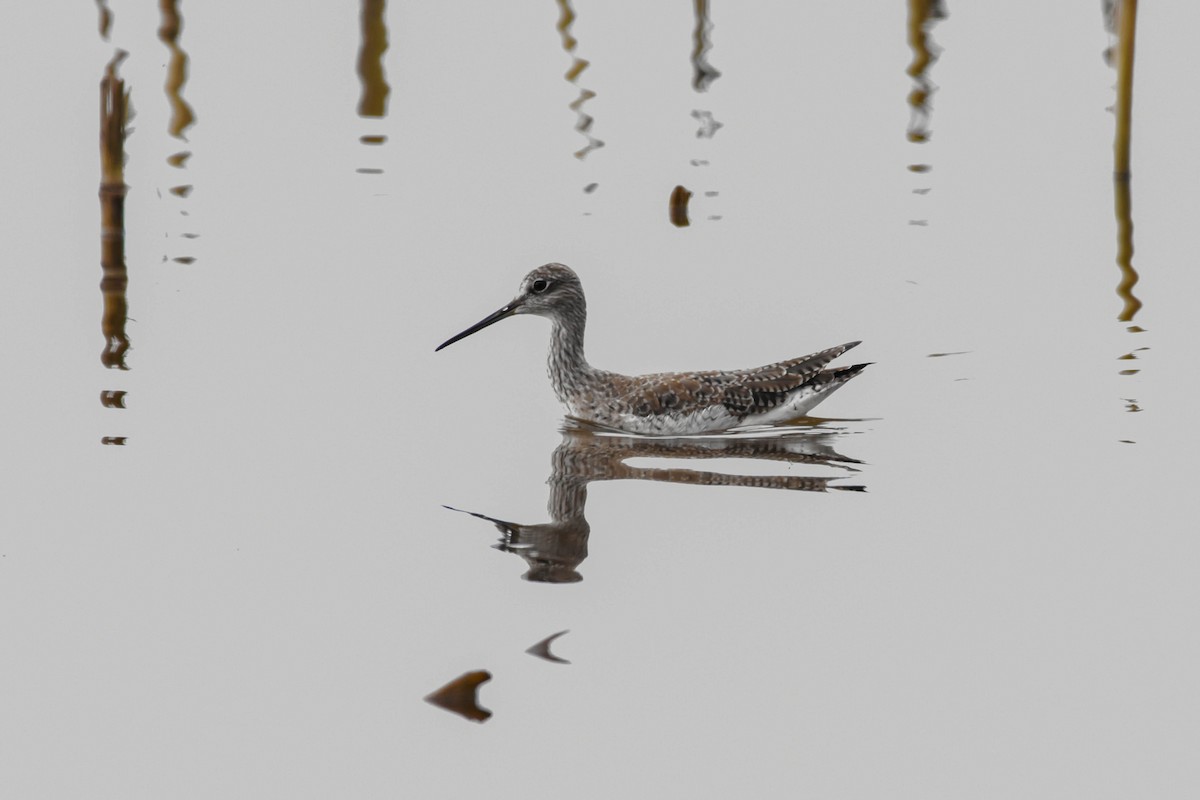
(718, 342, 860, 417)
(615, 373, 722, 416)
(600, 342, 860, 419)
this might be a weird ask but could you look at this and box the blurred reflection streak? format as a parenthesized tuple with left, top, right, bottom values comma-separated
(687, 109, 720, 221)
(99, 52, 131, 371)
(906, 0, 945, 199)
(691, 109, 722, 138)
(905, 0, 944, 144)
(691, 0, 721, 92)
(1117, 346, 1146, 377)
(446, 424, 864, 583)
(95, 0, 112, 39)
(526, 630, 571, 664)
(424, 670, 492, 722)
(555, 0, 604, 160)
(357, 0, 390, 117)
(1108, 0, 1141, 322)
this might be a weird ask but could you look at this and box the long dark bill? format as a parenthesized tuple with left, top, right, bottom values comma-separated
(435, 302, 520, 351)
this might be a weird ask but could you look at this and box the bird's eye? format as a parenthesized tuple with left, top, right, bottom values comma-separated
(531, 278, 550, 294)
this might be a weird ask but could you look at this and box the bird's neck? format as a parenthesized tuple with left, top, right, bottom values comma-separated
(547, 309, 592, 404)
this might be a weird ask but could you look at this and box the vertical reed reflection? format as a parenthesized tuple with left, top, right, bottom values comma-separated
(905, 0, 945, 222)
(691, 0, 721, 92)
(555, 0, 604, 161)
(99, 53, 131, 373)
(357, 0, 390, 117)
(1108, 0, 1141, 322)
(356, 0, 390, 174)
(1107, 0, 1144, 423)
(686, 4, 721, 223)
(158, 1, 195, 140)
(159, 1, 196, 263)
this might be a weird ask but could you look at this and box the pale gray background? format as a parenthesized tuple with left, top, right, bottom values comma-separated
(2, 2, 1198, 797)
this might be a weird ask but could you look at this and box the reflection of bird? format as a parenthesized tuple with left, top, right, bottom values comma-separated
(436, 264, 868, 435)
(445, 424, 864, 583)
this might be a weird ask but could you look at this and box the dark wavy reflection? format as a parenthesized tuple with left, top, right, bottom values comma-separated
(99, 52, 131, 372)
(691, 0, 721, 92)
(906, 0, 945, 217)
(555, 0, 604, 160)
(446, 423, 864, 584)
(1114, 175, 1141, 326)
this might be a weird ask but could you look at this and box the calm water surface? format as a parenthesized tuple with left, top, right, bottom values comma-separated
(2, 2, 1199, 797)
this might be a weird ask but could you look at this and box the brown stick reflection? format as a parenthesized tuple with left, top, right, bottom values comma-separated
(159, 1, 197, 262)
(96, 0, 113, 39)
(357, 0, 390, 118)
(1110, 0, 1141, 322)
(905, 0, 945, 219)
(555, 0, 604, 160)
(100, 52, 131, 371)
(446, 423, 864, 584)
(905, 0, 944, 145)
(158, 1, 195, 140)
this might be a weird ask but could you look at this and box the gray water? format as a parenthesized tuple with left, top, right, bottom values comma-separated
(2, 2, 1198, 797)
